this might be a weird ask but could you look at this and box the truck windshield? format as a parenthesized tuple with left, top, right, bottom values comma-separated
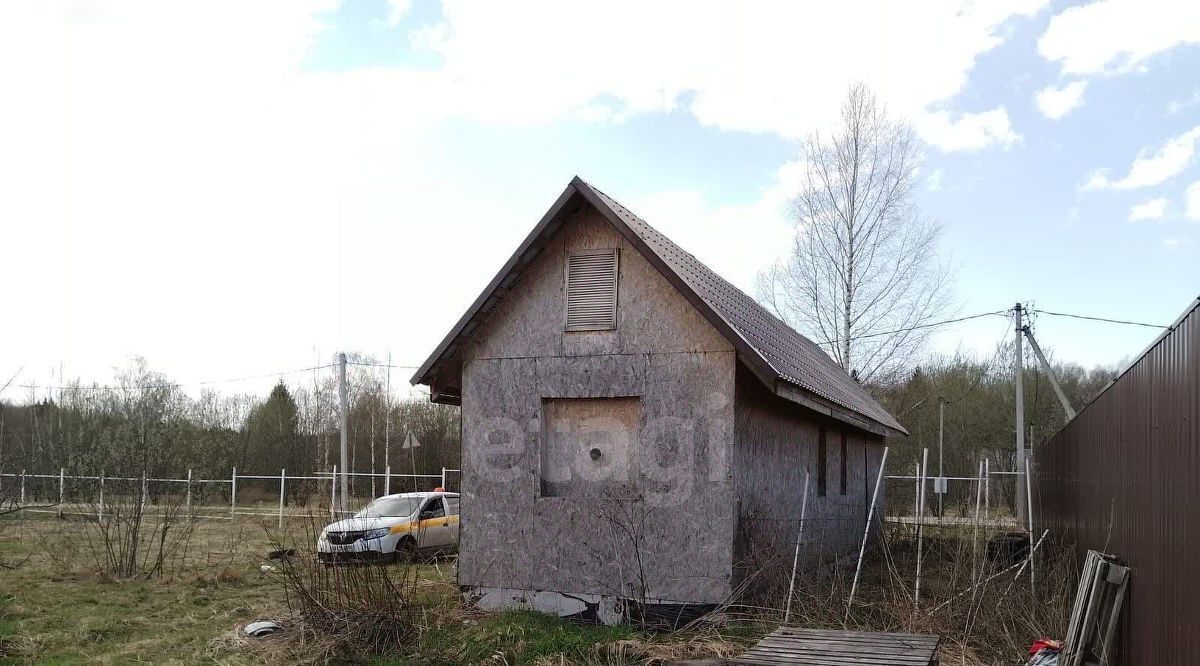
(355, 497, 422, 518)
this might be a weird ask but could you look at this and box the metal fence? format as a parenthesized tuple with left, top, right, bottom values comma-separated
(1038, 297, 1200, 665)
(883, 454, 1024, 530)
(1, 466, 462, 527)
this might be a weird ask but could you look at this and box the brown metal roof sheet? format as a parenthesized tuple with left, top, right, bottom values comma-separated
(412, 177, 906, 437)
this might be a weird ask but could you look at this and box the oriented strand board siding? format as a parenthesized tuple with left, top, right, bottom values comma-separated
(732, 365, 885, 589)
(459, 208, 737, 604)
(541, 397, 642, 498)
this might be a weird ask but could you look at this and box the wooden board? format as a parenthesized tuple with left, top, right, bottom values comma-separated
(731, 628, 941, 666)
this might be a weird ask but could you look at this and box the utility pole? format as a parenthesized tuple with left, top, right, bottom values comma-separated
(1014, 303, 1027, 522)
(337, 352, 349, 514)
(937, 397, 945, 518)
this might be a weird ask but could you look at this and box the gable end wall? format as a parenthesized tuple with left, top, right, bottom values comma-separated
(458, 208, 737, 605)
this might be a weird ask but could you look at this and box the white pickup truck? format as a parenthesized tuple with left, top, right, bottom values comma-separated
(317, 491, 459, 564)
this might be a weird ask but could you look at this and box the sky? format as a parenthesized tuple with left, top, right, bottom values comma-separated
(1, 0, 1198, 399)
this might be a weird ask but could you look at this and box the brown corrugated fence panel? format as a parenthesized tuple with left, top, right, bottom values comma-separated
(1038, 298, 1199, 664)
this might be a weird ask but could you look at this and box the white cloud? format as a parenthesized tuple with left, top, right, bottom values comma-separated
(914, 108, 1020, 152)
(926, 169, 945, 192)
(385, 0, 412, 27)
(1168, 89, 1200, 115)
(1128, 198, 1168, 221)
(0, 0, 1050, 386)
(1084, 126, 1200, 190)
(411, 0, 1046, 151)
(1039, 0, 1200, 75)
(1186, 180, 1200, 221)
(1036, 81, 1087, 119)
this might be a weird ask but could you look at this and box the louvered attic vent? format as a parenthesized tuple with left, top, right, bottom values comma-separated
(565, 249, 618, 331)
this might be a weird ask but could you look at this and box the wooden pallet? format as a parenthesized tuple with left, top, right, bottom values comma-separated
(731, 627, 942, 665)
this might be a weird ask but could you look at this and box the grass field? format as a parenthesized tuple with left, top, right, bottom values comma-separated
(0, 515, 755, 665)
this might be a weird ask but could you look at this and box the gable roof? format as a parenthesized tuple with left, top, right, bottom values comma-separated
(412, 177, 907, 438)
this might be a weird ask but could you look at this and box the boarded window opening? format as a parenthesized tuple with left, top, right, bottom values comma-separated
(839, 432, 848, 495)
(541, 397, 641, 498)
(565, 249, 618, 331)
(817, 426, 827, 497)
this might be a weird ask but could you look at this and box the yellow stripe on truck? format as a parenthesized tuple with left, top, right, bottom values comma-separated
(388, 515, 458, 535)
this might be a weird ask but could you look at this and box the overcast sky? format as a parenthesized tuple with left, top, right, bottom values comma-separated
(1, 0, 1198, 399)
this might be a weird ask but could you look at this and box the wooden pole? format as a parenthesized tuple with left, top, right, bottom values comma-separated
(847, 446, 889, 620)
(784, 471, 811, 624)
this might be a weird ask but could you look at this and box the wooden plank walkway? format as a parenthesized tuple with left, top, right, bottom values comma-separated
(730, 627, 941, 666)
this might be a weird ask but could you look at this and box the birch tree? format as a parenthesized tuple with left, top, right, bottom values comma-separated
(759, 83, 952, 384)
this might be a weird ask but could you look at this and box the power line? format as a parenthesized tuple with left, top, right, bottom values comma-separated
(14, 364, 335, 392)
(346, 361, 420, 370)
(812, 310, 1010, 347)
(1032, 309, 1168, 329)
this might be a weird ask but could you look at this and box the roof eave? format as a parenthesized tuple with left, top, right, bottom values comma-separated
(774, 379, 908, 438)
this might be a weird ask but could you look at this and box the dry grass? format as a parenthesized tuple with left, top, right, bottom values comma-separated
(1, 510, 1072, 665)
(746, 522, 1076, 665)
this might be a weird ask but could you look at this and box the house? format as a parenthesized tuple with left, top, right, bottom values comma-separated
(1039, 295, 1200, 665)
(412, 177, 906, 624)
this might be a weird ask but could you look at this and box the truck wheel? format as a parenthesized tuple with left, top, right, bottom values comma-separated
(395, 538, 418, 565)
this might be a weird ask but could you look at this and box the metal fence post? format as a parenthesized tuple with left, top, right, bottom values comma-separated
(19, 470, 25, 506)
(330, 465, 337, 521)
(278, 468, 286, 529)
(384, 466, 390, 496)
(230, 467, 237, 519)
(984, 458, 990, 522)
(98, 471, 105, 521)
(441, 467, 446, 489)
(185, 468, 192, 516)
(59, 467, 65, 505)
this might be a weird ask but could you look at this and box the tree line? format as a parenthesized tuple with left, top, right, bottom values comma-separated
(0, 356, 459, 485)
(872, 345, 1118, 511)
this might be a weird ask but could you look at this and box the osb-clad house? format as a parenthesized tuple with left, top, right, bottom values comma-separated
(412, 177, 906, 623)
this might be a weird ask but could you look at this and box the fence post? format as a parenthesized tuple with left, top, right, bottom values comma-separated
(984, 458, 990, 522)
(914, 448, 929, 607)
(140, 472, 148, 513)
(185, 468, 192, 516)
(59, 467, 65, 505)
(441, 467, 446, 489)
(19, 470, 25, 506)
(278, 468, 286, 529)
(384, 466, 390, 496)
(330, 465, 337, 521)
(847, 446, 890, 620)
(98, 471, 105, 521)
(230, 467, 237, 519)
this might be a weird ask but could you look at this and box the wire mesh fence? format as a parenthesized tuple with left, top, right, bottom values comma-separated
(1, 466, 462, 526)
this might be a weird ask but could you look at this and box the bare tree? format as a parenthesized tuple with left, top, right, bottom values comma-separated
(759, 83, 953, 384)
